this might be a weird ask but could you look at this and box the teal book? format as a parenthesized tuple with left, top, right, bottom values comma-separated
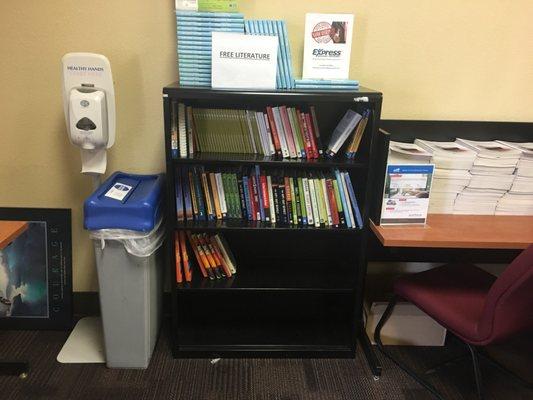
(175, 11, 244, 18)
(295, 79, 360, 85)
(270, 20, 286, 89)
(281, 21, 295, 88)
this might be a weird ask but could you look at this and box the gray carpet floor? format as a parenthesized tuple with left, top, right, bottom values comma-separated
(0, 322, 530, 400)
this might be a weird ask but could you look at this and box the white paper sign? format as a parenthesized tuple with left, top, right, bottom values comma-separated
(302, 13, 354, 80)
(105, 182, 133, 201)
(211, 32, 278, 89)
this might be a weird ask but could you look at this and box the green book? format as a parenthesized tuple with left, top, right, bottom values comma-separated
(314, 177, 326, 226)
(198, 0, 239, 13)
(288, 108, 304, 157)
(297, 176, 307, 224)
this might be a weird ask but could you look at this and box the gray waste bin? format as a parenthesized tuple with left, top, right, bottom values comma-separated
(84, 172, 165, 368)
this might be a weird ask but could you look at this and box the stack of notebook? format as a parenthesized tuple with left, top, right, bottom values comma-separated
(387, 141, 432, 165)
(453, 139, 521, 215)
(244, 19, 295, 89)
(495, 141, 533, 215)
(294, 79, 359, 90)
(176, 11, 244, 87)
(414, 139, 475, 213)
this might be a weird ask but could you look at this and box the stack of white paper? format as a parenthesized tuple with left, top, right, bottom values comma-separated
(492, 141, 533, 215)
(497, 141, 533, 177)
(452, 139, 521, 215)
(387, 141, 432, 165)
(414, 140, 475, 213)
(415, 139, 477, 170)
(456, 139, 521, 175)
(454, 188, 506, 215)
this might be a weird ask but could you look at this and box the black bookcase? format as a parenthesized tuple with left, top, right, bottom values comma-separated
(162, 83, 383, 358)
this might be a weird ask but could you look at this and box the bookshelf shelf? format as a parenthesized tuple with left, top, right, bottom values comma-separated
(174, 220, 362, 234)
(163, 84, 383, 359)
(172, 152, 368, 169)
(176, 258, 355, 292)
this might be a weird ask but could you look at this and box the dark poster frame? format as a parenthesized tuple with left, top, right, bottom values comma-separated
(0, 208, 72, 330)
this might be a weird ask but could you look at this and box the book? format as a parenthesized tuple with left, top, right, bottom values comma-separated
(175, 233, 183, 283)
(326, 109, 362, 157)
(179, 231, 192, 282)
(345, 109, 370, 158)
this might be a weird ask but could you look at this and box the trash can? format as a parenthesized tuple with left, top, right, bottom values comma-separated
(84, 171, 165, 369)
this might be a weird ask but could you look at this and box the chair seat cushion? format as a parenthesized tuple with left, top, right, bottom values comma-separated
(394, 264, 497, 343)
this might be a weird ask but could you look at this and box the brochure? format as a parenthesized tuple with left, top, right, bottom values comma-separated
(380, 165, 435, 225)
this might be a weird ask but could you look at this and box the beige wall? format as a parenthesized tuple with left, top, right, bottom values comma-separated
(1, 1, 532, 291)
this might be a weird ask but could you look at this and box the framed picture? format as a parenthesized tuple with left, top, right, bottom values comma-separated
(0, 208, 72, 330)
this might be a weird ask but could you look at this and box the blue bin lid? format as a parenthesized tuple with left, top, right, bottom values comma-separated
(84, 171, 165, 232)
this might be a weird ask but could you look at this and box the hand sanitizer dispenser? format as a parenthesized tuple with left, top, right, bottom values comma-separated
(61, 53, 116, 176)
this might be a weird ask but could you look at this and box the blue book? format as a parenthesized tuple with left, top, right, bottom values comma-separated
(176, 16, 244, 23)
(179, 79, 211, 84)
(334, 169, 352, 228)
(269, 20, 283, 88)
(343, 172, 363, 228)
(175, 11, 244, 18)
(281, 21, 295, 89)
(179, 74, 212, 80)
(242, 176, 253, 221)
(295, 82, 359, 86)
(276, 20, 290, 89)
(177, 22, 244, 29)
(178, 50, 212, 56)
(179, 82, 211, 87)
(177, 35, 213, 42)
(175, 172, 184, 221)
(177, 27, 243, 33)
(254, 165, 265, 222)
(179, 64, 211, 70)
(178, 43, 212, 49)
(295, 79, 360, 85)
(178, 54, 211, 60)
(182, 169, 193, 221)
(295, 83, 359, 88)
(244, 20, 251, 34)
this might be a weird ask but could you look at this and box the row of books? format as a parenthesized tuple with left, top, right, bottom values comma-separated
(175, 231, 237, 283)
(387, 138, 533, 215)
(170, 103, 324, 159)
(244, 19, 295, 89)
(175, 166, 363, 228)
(175, 11, 244, 87)
(170, 103, 371, 160)
(175, 2, 239, 13)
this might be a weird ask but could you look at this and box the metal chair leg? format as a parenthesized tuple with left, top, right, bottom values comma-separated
(424, 353, 469, 375)
(466, 344, 484, 400)
(374, 295, 446, 400)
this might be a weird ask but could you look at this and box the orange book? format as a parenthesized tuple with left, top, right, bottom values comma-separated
(191, 233, 214, 279)
(198, 234, 223, 278)
(179, 231, 192, 282)
(186, 231, 207, 278)
(174, 233, 183, 283)
(208, 236, 232, 277)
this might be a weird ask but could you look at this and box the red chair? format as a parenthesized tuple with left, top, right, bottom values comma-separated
(374, 244, 533, 400)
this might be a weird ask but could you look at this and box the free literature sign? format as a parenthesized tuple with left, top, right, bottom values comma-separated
(211, 32, 278, 89)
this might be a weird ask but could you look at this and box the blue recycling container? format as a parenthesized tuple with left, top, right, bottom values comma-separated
(84, 172, 164, 232)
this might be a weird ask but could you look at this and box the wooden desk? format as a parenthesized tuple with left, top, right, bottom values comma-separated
(370, 214, 533, 250)
(0, 221, 28, 250)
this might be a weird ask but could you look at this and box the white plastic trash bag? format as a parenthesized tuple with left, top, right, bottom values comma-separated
(89, 218, 165, 257)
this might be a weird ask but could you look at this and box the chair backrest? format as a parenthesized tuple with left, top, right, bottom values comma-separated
(478, 244, 533, 344)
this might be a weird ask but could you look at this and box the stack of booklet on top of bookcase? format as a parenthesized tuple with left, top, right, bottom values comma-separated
(176, 11, 244, 87)
(414, 139, 475, 213)
(495, 141, 533, 215)
(244, 19, 295, 89)
(454, 139, 521, 215)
